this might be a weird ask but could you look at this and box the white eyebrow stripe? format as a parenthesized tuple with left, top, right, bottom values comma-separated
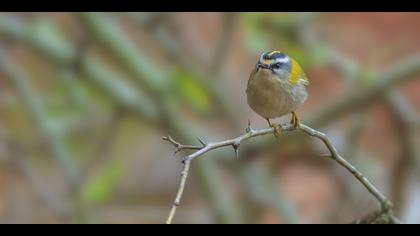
(260, 53, 267, 62)
(273, 57, 290, 63)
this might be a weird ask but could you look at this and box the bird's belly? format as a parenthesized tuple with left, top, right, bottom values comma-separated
(247, 87, 292, 118)
(247, 74, 306, 119)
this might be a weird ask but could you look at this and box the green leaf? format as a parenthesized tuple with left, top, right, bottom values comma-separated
(172, 67, 212, 114)
(80, 161, 124, 205)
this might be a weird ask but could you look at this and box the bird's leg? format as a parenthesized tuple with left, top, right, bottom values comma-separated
(266, 118, 281, 138)
(266, 118, 272, 127)
(291, 112, 300, 129)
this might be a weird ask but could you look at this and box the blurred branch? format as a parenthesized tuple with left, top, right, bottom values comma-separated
(79, 12, 168, 97)
(0, 14, 242, 224)
(79, 108, 125, 183)
(385, 92, 419, 215)
(4, 138, 71, 220)
(0, 15, 27, 40)
(80, 55, 159, 122)
(119, 12, 169, 28)
(0, 17, 159, 222)
(343, 114, 367, 160)
(209, 13, 237, 78)
(309, 54, 420, 127)
(0, 15, 75, 65)
(0, 15, 159, 123)
(164, 122, 396, 224)
(0, 50, 79, 184)
(234, 162, 301, 224)
(125, 12, 242, 130)
(79, 12, 244, 223)
(263, 14, 420, 128)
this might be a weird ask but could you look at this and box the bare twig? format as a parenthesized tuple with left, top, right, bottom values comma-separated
(353, 207, 402, 224)
(162, 136, 203, 157)
(164, 122, 396, 224)
(298, 124, 392, 211)
(166, 160, 191, 224)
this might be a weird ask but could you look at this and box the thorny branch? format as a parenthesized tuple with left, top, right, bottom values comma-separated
(162, 136, 203, 157)
(164, 122, 398, 224)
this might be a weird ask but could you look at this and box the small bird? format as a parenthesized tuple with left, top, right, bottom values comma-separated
(247, 50, 309, 137)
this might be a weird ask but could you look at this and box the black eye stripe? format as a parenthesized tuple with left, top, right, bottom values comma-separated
(271, 62, 281, 69)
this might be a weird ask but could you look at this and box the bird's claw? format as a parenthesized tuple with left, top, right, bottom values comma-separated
(270, 123, 281, 138)
(291, 112, 300, 129)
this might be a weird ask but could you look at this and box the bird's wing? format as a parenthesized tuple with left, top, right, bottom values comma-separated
(290, 58, 309, 87)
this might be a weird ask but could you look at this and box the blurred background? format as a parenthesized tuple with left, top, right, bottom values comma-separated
(0, 12, 419, 224)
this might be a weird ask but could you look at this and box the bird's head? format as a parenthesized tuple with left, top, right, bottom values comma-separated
(256, 50, 291, 77)
(255, 50, 308, 86)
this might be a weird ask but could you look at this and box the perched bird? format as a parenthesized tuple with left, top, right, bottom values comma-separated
(246, 50, 309, 137)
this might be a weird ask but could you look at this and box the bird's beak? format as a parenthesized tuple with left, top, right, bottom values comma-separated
(256, 61, 270, 70)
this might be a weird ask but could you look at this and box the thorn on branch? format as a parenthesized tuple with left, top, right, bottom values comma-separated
(162, 135, 182, 157)
(234, 149, 239, 158)
(172, 149, 181, 157)
(196, 137, 207, 147)
(246, 119, 252, 133)
(163, 135, 203, 158)
(162, 135, 177, 146)
(233, 142, 240, 159)
(319, 154, 332, 159)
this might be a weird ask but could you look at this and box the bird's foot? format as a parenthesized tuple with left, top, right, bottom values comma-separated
(266, 118, 281, 138)
(270, 123, 282, 138)
(291, 112, 300, 129)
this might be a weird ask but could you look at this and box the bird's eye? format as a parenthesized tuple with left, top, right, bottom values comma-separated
(271, 62, 281, 69)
